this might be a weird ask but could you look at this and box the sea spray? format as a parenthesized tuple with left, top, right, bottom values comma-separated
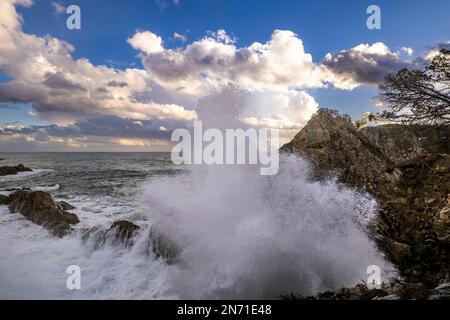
(138, 153, 394, 299)
(0, 153, 394, 299)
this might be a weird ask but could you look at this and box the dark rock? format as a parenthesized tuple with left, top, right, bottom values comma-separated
(0, 164, 32, 176)
(149, 225, 181, 265)
(104, 220, 140, 246)
(7, 190, 79, 237)
(282, 109, 450, 286)
(428, 283, 450, 300)
(281, 109, 395, 194)
(0, 194, 11, 205)
(58, 201, 76, 211)
(81, 220, 141, 249)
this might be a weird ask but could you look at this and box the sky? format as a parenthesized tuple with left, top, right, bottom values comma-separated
(0, 0, 449, 151)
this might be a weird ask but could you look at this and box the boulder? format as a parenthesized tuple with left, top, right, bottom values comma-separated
(81, 220, 140, 248)
(104, 220, 140, 246)
(0, 164, 32, 176)
(7, 190, 79, 237)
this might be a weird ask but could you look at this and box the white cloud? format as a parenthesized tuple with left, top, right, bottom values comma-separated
(127, 31, 164, 54)
(322, 42, 415, 89)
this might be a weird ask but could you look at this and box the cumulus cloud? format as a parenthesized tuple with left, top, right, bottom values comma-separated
(127, 31, 164, 54)
(134, 29, 325, 95)
(0, 0, 195, 122)
(321, 42, 416, 89)
(1, 0, 441, 150)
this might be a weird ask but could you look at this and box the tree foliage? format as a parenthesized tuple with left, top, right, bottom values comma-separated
(379, 49, 450, 127)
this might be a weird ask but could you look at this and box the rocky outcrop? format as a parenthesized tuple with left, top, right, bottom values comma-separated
(3, 190, 79, 237)
(281, 109, 396, 194)
(105, 220, 140, 246)
(282, 109, 450, 286)
(81, 220, 140, 248)
(288, 281, 450, 300)
(0, 164, 32, 176)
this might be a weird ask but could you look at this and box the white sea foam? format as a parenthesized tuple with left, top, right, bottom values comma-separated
(0, 169, 54, 182)
(33, 184, 60, 192)
(0, 154, 394, 299)
(138, 154, 395, 299)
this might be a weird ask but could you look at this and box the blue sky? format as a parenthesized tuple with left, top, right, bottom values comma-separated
(0, 0, 449, 151)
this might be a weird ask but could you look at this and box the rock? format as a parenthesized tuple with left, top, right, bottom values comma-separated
(0, 194, 11, 205)
(81, 220, 140, 248)
(149, 225, 181, 265)
(360, 125, 424, 164)
(0, 164, 32, 176)
(58, 201, 76, 211)
(428, 283, 450, 300)
(7, 190, 79, 237)
(104, 220, 140, 246)
(283, 109, 450, 287)
(281, 109, 393, 194)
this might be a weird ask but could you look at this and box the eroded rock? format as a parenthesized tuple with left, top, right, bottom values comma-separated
(0, 164, 32, 176)
(7, 190, 79, 237)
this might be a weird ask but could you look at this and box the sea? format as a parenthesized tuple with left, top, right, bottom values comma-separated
(0, 152, 394, 299)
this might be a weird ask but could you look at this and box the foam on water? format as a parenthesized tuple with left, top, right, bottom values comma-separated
(0, 169, 54, 183)
(137, 153, 394, 299)
(0, 154, 394, 299)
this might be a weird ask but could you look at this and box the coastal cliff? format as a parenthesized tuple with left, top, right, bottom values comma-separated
(282, 109, 450, 291)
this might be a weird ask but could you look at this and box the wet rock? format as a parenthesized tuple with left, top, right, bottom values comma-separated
(149, 225, 181, 265)
(428, 283, 450, 300)
(281, 109, 393, 194)
(0, 194, 11, 205)
(0, 164, 32, 176)
(283, 109, 450, 286)
(7, 190, 79, 237)
(104, 220, 140, 246)
(58, 201, 76, 211)
(81, 220, 140, 248)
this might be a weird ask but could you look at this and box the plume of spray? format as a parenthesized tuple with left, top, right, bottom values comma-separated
(139, 86, 394, 299)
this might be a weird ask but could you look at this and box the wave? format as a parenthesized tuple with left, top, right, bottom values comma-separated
(0, 168, 54, 182)
(0, 154, 395, 299)
(137, 153, 395, 299)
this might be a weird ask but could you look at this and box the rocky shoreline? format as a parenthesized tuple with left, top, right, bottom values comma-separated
(282, 109, 450, 299)
(0, 111, 448, 299)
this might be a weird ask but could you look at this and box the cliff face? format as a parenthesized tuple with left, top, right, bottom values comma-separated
(282, 110, 450, 285)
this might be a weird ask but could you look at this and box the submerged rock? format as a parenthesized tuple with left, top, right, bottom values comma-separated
(0, 164, 32, 176)
(7, 190, 79, 237)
